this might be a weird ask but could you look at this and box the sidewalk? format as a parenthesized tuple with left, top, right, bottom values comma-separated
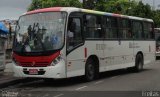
(0, 63, 23, 89)
(0, 63, 40, 89)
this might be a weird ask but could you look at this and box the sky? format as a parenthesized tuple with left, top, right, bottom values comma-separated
(0, 0, 160, 20)
(0, 0, 31, 20)
(142, 0, 160, 9)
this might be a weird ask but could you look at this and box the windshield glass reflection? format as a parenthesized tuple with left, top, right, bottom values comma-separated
(13, 12, 66, 52)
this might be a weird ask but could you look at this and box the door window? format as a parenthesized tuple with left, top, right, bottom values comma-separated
(67, 18, 83, 51)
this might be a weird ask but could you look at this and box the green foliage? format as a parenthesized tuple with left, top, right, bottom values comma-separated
(152, 10, 160, 27)
(28, 0, 160, 27)
(28, 0, 82, 11)
(84, 0, 96, 9)
(94, 0, 160, 27)
(28, 0, 42, 11)
(127, 1, 153, 18)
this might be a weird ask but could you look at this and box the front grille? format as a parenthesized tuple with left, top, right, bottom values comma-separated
(20, 62, 49, 67)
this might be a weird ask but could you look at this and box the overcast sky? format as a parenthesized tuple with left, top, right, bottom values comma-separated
(142, 0, 160, 9)
(0, 0, 31, 20)
(0, 0, 160, 20)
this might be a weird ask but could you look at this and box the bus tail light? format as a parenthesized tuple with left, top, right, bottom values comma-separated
(50, 55, 62, 66)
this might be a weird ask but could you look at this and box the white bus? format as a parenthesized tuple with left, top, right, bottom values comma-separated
(12, 7, 155, 81)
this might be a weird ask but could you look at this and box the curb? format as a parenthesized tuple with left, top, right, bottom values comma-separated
(0, 78, 38, 89)
(0, 78, 23, 89)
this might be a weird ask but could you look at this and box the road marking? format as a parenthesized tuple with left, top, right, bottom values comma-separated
(94, 80, 103, 84)
(43, 94, 49, 97)
(75, 86, 88, 90)
(110, 76, 118, 79)
(54, 94, 64, 97)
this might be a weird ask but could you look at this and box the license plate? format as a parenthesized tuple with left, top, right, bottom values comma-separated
(29, 69, 38, 75)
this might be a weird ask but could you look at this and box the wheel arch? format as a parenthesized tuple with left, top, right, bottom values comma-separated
(86, 55, 99, 67)
(136, 51, 144, 61)
(86, 55, 99, 72)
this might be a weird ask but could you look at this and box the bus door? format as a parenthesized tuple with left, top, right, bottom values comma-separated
(66, 15, 85, 77)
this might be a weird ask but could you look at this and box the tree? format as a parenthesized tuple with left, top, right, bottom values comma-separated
(83, 0, 96, 9)
(28, 0, 43, 11)
(128, 1, 153, 18)
(28, 0, 82, 11)
(28, 0, 160, 27)
(95, 0, 132, 14)
(152, 10, 160, 27)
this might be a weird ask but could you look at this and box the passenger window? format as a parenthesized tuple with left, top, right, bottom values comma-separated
(85, 15, 102, 39)
(104, 17, 118, 39)
(132, 21, 143, 39)
(143, 22, 154, 39)
(119, 19, 132, 39)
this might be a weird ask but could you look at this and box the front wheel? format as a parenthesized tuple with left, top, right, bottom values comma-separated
(85, 59, 96, 81)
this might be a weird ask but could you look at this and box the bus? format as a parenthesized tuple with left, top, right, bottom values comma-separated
(154, 28, 160, 58)
(12, 7, 155, 81)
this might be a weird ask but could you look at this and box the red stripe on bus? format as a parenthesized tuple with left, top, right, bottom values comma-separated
(84, 48, 87, 58)
(26, 7, 62, 15)
(113, 13, 121, 17)
(13, 51, 60, 67)
(149, 45, 151, 52)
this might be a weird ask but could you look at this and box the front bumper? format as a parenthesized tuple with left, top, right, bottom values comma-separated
(13, 60, 66, 79)
(156, 51, 160, 57)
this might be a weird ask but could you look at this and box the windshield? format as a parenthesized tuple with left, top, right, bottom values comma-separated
(13, 12, 66, 53)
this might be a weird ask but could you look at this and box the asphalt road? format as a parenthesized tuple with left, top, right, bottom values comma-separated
(1, 60, 160, 97)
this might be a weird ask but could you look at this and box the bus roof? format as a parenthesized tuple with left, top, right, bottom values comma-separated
(25, 7, 153, 22)
(154, 28, 160, 30)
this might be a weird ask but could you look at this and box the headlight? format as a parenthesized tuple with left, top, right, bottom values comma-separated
(12, 58, 20, 66)
(50, 55, 62, 66)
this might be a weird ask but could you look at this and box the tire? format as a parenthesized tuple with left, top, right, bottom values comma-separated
(85, 59, 96, 81)
(134, 54, 144, 72)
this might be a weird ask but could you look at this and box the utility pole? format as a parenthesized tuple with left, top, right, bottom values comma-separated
(83, 0, 86, 8)
(153, 0, 155, 10)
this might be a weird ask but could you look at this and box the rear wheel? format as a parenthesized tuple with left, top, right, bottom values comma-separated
(85, 59, 96, 81)
(134, 54, 144, 72)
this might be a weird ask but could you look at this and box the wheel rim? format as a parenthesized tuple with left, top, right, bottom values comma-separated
(138, 61, 143, 70)
(137, 56, 143, 71)
(87, 64, 94, 79)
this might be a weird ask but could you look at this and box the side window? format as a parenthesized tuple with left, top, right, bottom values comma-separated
(67, 17, 83, 51)
(143, 22, 154, 39)
(132, 21, 143, 39)
(119, 19, 132, 39)
(85, 15, 102, 39)
(104, 17, 118, 39)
